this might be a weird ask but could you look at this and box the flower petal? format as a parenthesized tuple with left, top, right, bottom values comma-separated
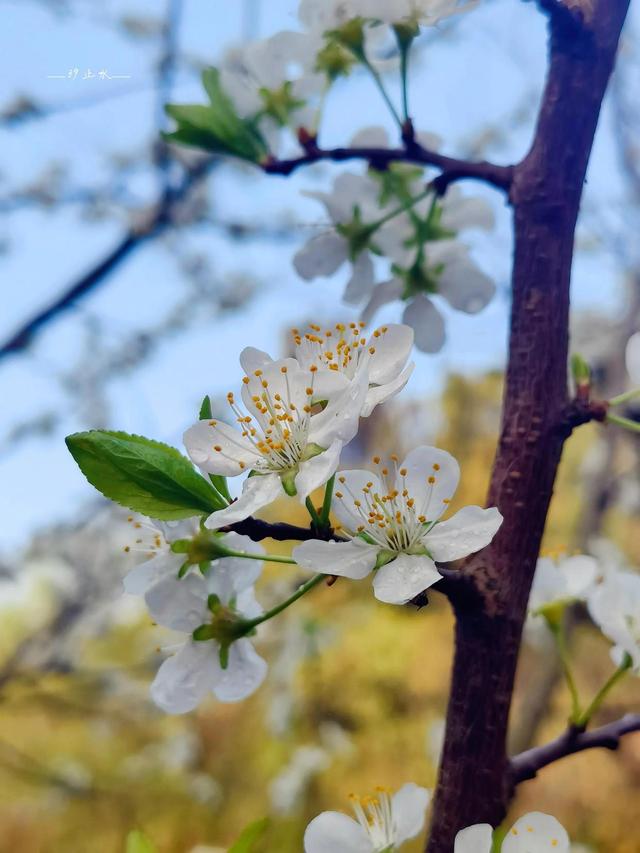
(424, 506, 502, 562)
(430, 243, 495, 314)
(350, 125, 390, 148)
(367, 323, 414, 385)
(502, 812, 569, 853)
(150, 641, 219, 714)
(240, 346, 273, 375)
(362, 362, 414, 417)
(123, 552, 182, 596)
(145, 573, 208, 632)
(560, 554, 597, 598)
(399, 446, 460, 522)
(242, 357, 309, 419)
(373, 554, 441, 605)
(295, 439, 343, 501)
(454, 824, 493, 853)
(331, 469, 384, 533)
(204, 473, 283, 529)
(391, 783, 431, 845)
(184, 419, 260, 476)
(402, 294, 446, 353)
(304, 812, 372, 853)
(626, 331, 640, 384)
(441, 186, 495, 232)
(206, 540, 264, 606)
(361, 278, 403, 326)
(294, 232, 348, 280)
(344, 252, 375, 305)
(293, 538, 378, 580)
(211, 638, 267, 702)
(309, 368, 368, 447)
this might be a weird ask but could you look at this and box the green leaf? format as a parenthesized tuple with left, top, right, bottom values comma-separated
(125, 830, 157, 853)
(164, 69, 268, 163)
(199, 395, 213, 420)
(228, 818, 270, 853)
(65, 430, 226, 519)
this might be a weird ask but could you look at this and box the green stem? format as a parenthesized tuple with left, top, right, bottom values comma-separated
(548, 620, 582, 721)
(606, 412, 640, 433)
(320, 475, 335, 527)
(609, 388, 640, 407)
(369, 186, 432, 232)
(243, 574, 326, 629)
(223, 549, 296, 566)
(305, 497, 322, 527)
(400, 45, 410, 122)
(359, 54, 403, 129)
(575, 653, 633, 728)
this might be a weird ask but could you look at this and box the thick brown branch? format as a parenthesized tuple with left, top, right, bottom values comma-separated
(511, 715, 640, 782)
(263, 143, 513, 195)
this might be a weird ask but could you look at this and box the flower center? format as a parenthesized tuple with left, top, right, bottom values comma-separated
(335, 455, 449, 553)
(349, 788, 395, 851)
(219, 365, 316, 473)
(122, 516, 166, 556)
(292, 321, 388, 381)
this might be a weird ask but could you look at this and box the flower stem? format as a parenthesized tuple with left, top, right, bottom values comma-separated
(548, 620, 582, 722)
(606, 412, 640, 433)
(242, 574, 326, 629)
(399, 45, 410, 122)
(609, 388, 640, 407)
(305, 497, 322, 527)
(359, 54, 403, 129)
(223, 549, 296, 566)
(574, 653, 633, 728)
(320, 475, 335, 527)
(370, 186, 433, 232)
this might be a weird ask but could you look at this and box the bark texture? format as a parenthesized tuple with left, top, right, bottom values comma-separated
(426, 3, 631, 850)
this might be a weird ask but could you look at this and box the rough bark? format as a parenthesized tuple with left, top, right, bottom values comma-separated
(426, 3, 631, 850)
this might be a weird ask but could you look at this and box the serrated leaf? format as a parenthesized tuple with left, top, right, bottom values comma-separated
(125, 830, 157, 853)
(66, 430, 226, 519)
(228, 817, 270, 853)
(164, 69, 268, 163)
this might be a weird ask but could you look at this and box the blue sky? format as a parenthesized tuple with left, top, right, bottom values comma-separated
(0, 0, 635, 553)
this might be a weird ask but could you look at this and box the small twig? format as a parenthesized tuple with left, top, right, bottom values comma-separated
(510, 714, 640, 783)
(263, 143, 513, 195)
(533, 0, 585, 31)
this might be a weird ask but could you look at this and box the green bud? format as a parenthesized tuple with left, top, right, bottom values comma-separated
(258, 82, 305, 127)
(374, 549, 397, 570)
(281, 470, 298, 496)
(315, 41, 356, 80)
(539, 600, 569, 630)
(193, 624, 217, 642)
(393, 20, 420, 49)
(328, 19, 366, 55)
(571, 353, 591, 388)
(207, 593, 221, 613)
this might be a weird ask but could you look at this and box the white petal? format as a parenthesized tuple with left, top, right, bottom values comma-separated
(454, 824, 493, 853)
(145, 573, 208, 632)
(242, 357, 309, 419)
(424, 506, 503, 563)
(441, 187, 495, 232)
(240, 346, 273, 375)
(361, 278, 403, 326)
(529, 558, 563, 610)
(626, 331, 640, 384)
(350, 125, 390, 148)
(559, 555, 598, 598)
(309, 369, 368, 447)
(206, 552, 263, 606)
(362, 362, 414, 417)
(311, 369, 352, 404)
(432, 245, 495, 314)
(294, 232, 348, 280)
(502, 812, 569, 853)
(373, 218, 417, 268)
(373, 554, 441, 605)
(344, 252, 375, 305)
(212, 638, 267, 702)
(402, 295, 446, 353)
(399, 446, 460, 522)
(123, 552, 182, 596)
(367, 323, 414, 385)
(304, 812, 372, 853)
(331, 468, 384, 532)
(391, 783, 431, 845)
(204, 473, 283, 529)
(295, 439, 343, 501)
(293, 538, 378, 580)
(150, 641, 219, 714)
(183, 419, 260, 476)
(416, 130, 442, 151)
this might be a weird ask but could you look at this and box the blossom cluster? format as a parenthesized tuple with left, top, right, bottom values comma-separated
(119, 321, 503, 714)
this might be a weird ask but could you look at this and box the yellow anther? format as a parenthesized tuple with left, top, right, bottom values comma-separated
(433, 463, 440, 471)
(373, 456, 380, 464)
(399, 467, 407, 476)
(281, 366, 288, 373)
(242, 376, 249, 384)
(428, 476, 436, 484)
(214, 445, 222, 452)
(335, 491, 343, 499)
(369, 346, 376, 354)
(254, 369, 262, 377)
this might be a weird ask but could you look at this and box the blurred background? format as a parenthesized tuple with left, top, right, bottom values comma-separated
(1, 0, 639, 850)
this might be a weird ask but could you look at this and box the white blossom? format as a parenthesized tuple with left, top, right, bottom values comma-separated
(304, 782, 431, 852)
(528, 553, 598, 614)
(293, 447, 502, 605)
(242, 321, 414, 418)
(588, 569, 640, 671)
(120, 516, 198, 597)
(625, 330, 640, 385)
(455, 812, 570, 853)
(184, 354, 368, 528)
(148, 533, 267, 714)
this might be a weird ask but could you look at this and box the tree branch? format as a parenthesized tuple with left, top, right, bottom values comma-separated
(263, 142, 513, 195)
(511, 714, 640, 782)
(0, 156, 216, 363)
(533, 0, 585, 31)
